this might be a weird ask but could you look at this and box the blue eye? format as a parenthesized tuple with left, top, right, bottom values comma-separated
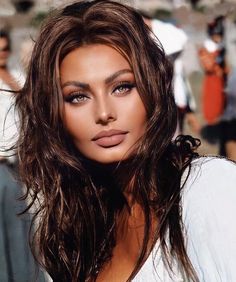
(64, 93, 89, 104)
(113, 82, 135, 95)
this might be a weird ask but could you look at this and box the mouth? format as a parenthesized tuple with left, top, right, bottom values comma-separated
(92, 129, 128, 148)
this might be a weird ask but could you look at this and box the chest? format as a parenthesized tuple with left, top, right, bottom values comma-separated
(96, 206, 156, 282)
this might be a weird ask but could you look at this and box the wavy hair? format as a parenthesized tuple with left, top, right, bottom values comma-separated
(15, 1, 200, 281)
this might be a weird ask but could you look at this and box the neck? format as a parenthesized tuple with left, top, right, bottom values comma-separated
(84, 157, 133, 187)
(82, 158, 137, 210)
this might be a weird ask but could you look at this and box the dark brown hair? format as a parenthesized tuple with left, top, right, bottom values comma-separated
(16, 1, 199, 281)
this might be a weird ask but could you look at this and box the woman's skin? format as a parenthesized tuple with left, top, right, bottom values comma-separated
(60, 44, 152, 281)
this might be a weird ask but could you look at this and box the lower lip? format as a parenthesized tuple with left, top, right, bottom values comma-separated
(94, 134, 127, 148)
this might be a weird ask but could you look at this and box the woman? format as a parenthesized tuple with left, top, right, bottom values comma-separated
(0, 30, 22, 163)
(15, 1, 236, 281)
(0, 30, 45, 281)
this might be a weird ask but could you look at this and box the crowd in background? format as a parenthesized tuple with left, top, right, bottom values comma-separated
(1, 1, 236, 280)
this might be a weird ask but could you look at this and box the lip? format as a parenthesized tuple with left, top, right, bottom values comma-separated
(92, 129, 128, 148)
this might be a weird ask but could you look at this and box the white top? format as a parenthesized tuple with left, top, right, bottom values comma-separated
(203, 38, 220, 53)
(133, 157, 236, 282)
(0, 69, 24, 162)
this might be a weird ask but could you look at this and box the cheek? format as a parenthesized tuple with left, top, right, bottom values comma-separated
(124, 95, 147, 129)
(136, 101, 147, 124)
(63, 108, 89, 142)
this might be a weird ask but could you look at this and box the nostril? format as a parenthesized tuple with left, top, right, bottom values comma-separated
(96, 113, 115, 124)
(95, 104, 116, 124)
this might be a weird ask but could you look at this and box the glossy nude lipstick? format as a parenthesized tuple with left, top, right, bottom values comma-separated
(92, 129, 128, 148)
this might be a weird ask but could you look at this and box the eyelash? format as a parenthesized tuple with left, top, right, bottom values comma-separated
(63, 93, 89, 104)
(112, 82, 135, 95)
(63, 82, 135, 104)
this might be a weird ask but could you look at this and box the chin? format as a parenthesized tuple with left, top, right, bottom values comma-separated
(86, 149, 133, 165)
(90, 155, 129, 165)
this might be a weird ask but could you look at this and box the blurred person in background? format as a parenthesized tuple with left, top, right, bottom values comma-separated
(0, 29, 45, 282)
(0, 30, 22, 163)
(199, 16, 230, 156)
(143, 13, 201, 137)
(199, 15, 227, 125)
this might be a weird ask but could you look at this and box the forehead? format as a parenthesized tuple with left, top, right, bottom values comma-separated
(62, 44, 129, 65)
(60, 44, 132, 82)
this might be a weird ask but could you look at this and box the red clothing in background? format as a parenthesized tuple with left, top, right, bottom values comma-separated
(199, 48, 226, 124)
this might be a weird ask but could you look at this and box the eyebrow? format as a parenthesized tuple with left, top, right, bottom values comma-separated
(105, 69, 132, 84)
(61, 69, 133, 90)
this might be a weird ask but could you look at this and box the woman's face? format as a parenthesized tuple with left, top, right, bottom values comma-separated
(60, 44, 147, 164)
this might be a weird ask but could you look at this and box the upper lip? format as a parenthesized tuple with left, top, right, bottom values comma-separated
(92, 129, 128, 140)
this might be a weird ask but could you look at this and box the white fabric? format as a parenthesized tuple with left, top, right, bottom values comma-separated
(173, 57, 188, 108)
(203, 38, 219, 53)
(133, 157, 236, 281)
(0, 69, 24, 162)
(150, 19, 197, 115)
(173, 57, 196, 111)
(151, 19, 188, 55)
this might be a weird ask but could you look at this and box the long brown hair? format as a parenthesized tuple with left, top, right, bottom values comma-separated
(16, 1, 200, 281)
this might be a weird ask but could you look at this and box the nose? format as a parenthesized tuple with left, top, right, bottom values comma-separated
(95, 96, 116, 125)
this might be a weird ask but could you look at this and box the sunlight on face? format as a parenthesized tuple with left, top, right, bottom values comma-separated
(60, 44, 147, 164)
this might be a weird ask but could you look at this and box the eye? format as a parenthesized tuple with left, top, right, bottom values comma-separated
(113, 82, 135, 96)
(63, 93, 89, 104)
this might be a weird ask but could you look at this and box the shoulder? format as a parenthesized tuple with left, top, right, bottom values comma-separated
(181, 156, 236, 217)
(0, 69, 25, 90)
(10, 69, 25, 87)
(181, 157, 236, 280)
(182, 156, 236, 199)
